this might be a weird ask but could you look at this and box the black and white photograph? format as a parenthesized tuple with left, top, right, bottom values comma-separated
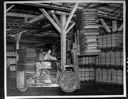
(4, 0, 126, 98)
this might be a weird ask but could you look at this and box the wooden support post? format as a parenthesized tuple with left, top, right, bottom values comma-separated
(72, 37, 80, 89)
(100, 18, 111, 33)
(64, 3, 78, 31)
(118, 23, 123, 31)
(15, 30, 27, 49)
(15, 30, 27, 91)
(6, 5, 15, 12)
(40, 9, 61, 33)
(60, 3, 78, 70)
(112, 20, 117, 32)
(60, 14, 66, 70)
(15, 33, 22, 50)
(40, 4, 78, 70)
(15, 30, 27, 61)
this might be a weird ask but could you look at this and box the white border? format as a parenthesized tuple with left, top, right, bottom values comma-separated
(123, 0, 126, 97)
(4, 2, 7, 98)
(4, 0, 126, 99)
(4, 0, 125, 3)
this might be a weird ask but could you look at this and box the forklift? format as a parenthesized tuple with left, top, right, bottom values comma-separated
(16, 3, 80, 93)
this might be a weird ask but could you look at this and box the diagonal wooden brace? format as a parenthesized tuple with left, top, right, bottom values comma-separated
(64, 3, 78, 31)
(28, 14, 45, 23)
(40, 9, 61, 33)
(66, 22, 75, 34)
(6, 5, 15, 12)
(52, 13, 61, 27)
(100, 18, 111, 33)
(118, 23, 123, 31)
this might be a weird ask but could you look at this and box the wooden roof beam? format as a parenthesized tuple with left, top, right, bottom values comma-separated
(7, 12, 37, 19)
(109, 5, 123, 14)
(7, 22, 39, 29)
(84, 3, 92, 9)
(98, 13, 123, 21)
(89, 3, 107, 9)
(24, 3, 71, 12)
(6, 5, 15, 12)
(7, 38, 41, 44)
(28, 14, 45, 23)
(50, 10, 69, 15)
(28, 11, 52, 23)
(106, 3, 122, 8)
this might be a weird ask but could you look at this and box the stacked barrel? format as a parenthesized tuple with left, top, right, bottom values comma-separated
(6, 51, 17, 71)
(79, 67, 95, 81)
(76, 9, 123, 85)
(95, 51, 123, 66)
(17, 48, 37, 71)
(98, 32, 123, 48)
(96, 68, 123, 85)
(78, 56, 95, 81)
(96, 25, 123, 85)
(78, 57, 95, 65)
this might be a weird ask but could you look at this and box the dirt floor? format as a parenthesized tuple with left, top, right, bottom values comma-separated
(6, 70, 124, 96)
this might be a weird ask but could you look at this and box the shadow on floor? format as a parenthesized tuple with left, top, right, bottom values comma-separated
(7, 71, 123, 96)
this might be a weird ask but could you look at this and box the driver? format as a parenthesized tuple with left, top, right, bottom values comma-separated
(44, 49, 57, 61)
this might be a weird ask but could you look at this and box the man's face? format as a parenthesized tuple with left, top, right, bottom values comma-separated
(48, 50, 51, 54)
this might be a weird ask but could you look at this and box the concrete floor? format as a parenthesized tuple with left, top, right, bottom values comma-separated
(7, 70, 123, 96)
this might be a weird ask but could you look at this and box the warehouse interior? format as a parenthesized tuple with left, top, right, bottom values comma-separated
(6, 2, 125, 96)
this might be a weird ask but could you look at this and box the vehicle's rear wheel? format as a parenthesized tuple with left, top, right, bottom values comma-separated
(58, 71, 79, 92)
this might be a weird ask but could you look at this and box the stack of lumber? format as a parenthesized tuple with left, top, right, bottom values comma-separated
(78, 9, 100, 55)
